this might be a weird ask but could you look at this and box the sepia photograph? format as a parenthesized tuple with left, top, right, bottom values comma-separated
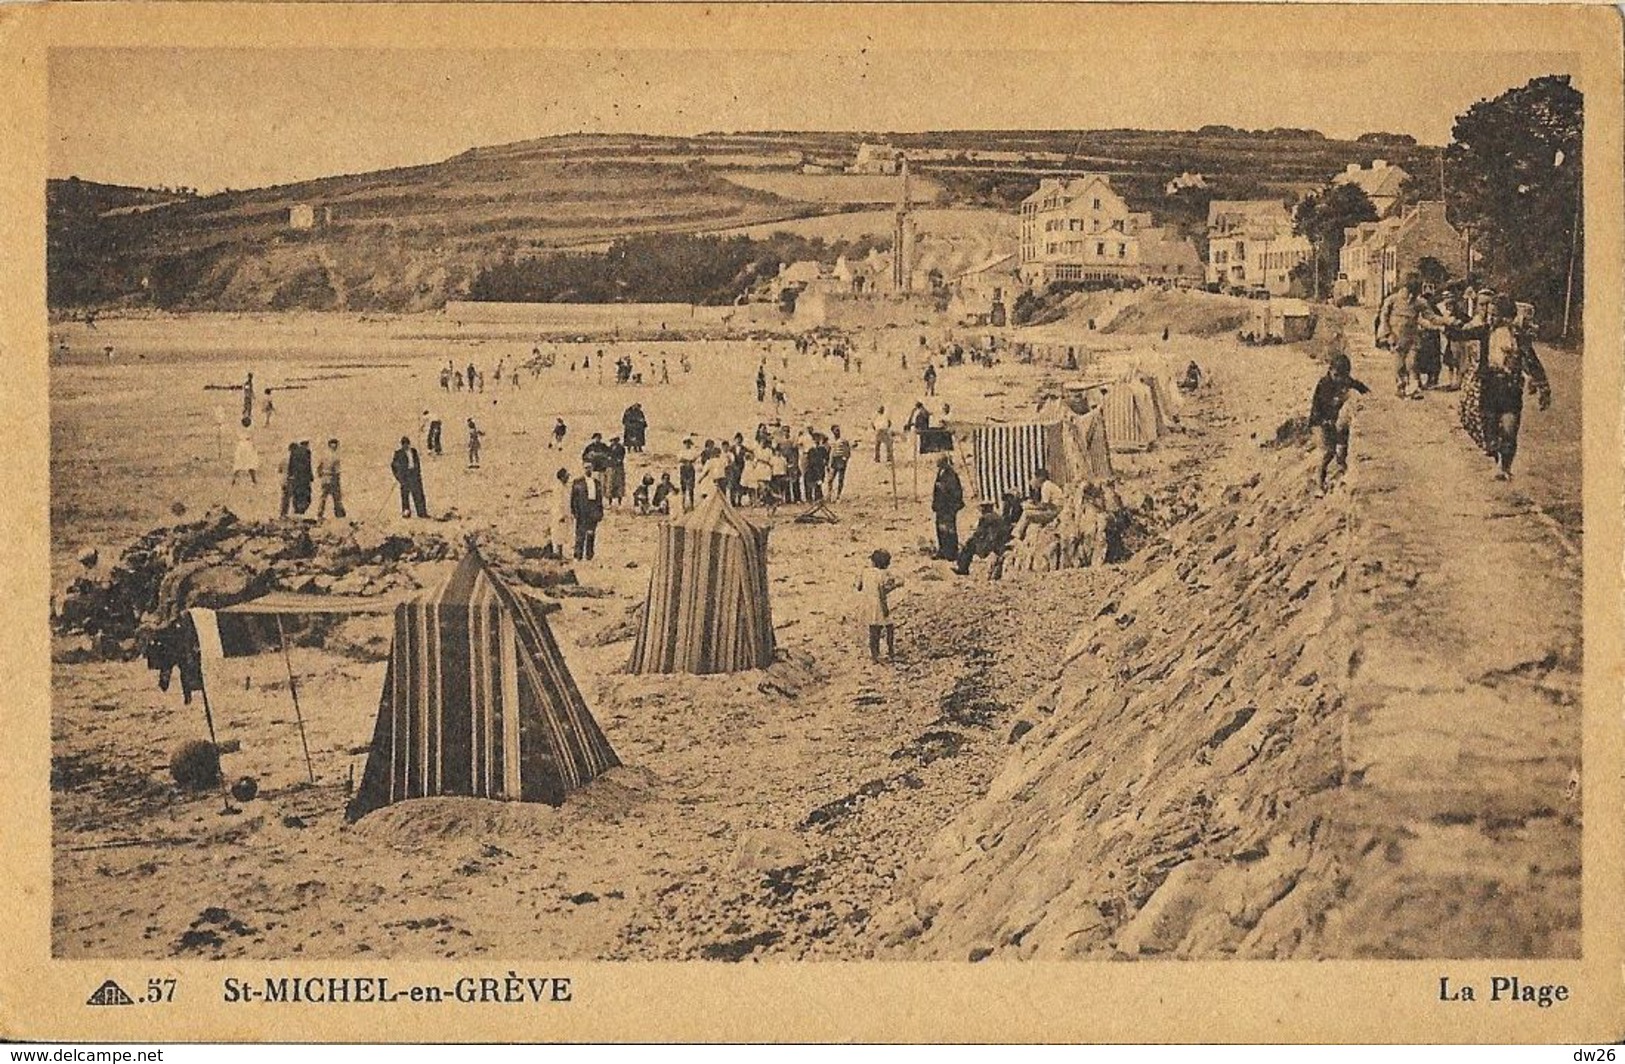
(4, 1, 1623, 1044)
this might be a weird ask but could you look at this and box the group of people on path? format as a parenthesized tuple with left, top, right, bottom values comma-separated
(1324, 272, 1553, 492)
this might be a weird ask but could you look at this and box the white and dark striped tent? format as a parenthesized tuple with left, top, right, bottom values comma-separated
(347, 549, 619, 820)
(971, 422, 1062, 503)
(970, 413, 1115, 503)
(628, 493, 775, 675)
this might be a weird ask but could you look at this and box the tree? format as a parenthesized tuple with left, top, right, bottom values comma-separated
(1415, 256, 1451, 287)
(1292, 182, 1378, 300)
(1443, 74, 1582, 338)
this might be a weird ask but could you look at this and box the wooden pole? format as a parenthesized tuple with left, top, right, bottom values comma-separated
(195, 675, 236, 814)
(276, 615, 317, 784)
(911, 436, 920, 502)
(889, 443, 898, 511)
(1562, 200, 1580, 339)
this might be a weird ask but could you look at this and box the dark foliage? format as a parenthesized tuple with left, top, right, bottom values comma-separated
(1443, 75, 1582, 338)
(468, 231, 887, 305)
(1292, 183, 1379, 300)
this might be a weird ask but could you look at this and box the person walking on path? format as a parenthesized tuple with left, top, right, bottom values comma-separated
(569, 463, 605, 561)
(1448, 294, 1551, 480)
(426, 415, 443, 457)
(923, 362, 938, 398)
(242, 372, 255, 426)
(1452, 288, 1498, 453)
(1308, 353, 1371, 496)
(261, 389, 276, 427)
(931, 455, 965, 560)
(465, 418, 486, 469)
(855, 549, 902, 664)
(315, 438, 346, 519)
(392, 436, 429, 518)
(756, 361, 768, 403)
(1376, 272, 1445, 400)
(550, 417, 568, 451)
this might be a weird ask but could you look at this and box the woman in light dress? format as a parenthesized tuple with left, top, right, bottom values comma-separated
(548, 468, 574, 559)
(231, 423, 260, 486)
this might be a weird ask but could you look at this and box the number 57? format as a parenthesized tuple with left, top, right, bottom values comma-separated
(146, 978, 176, 1003)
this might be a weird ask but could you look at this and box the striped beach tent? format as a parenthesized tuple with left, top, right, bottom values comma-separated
(347, 549, 619, 820)
(1099, 379, 1165, 453)
(629, 493, 775, 675)
(1058, 409, 1114, 485)
(971, 422, 1063, 503)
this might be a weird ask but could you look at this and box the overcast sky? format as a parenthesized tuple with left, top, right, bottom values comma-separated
(48, 47, 1577, 193)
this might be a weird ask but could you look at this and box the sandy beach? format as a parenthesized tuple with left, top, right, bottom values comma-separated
(47, 299, 1583, 961)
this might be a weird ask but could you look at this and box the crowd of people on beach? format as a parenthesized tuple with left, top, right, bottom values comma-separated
(204, 286, 1554, 670)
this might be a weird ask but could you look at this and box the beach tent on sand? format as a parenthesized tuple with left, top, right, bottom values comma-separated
(347, 548, 619, 820)
(966, 410, 1114, 503)
(1098, 378, 1166, 453)
(629, 493, 775, 675)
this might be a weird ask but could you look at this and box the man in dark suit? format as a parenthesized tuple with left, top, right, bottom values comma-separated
(931, 455, 964, 560)
(391, 436, 428, 518)
(570, 462, 605, 561)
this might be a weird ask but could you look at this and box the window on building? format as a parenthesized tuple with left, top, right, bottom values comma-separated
(1117, 243, 1126, 258)
(1093, 198, 1102, 209)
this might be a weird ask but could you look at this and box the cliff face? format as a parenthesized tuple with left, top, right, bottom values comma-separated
(878, 326, 1582, 961)
(879, 450, 1357, 959)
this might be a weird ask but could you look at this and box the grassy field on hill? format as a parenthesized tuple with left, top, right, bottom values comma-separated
(49, 129, 1437, 313)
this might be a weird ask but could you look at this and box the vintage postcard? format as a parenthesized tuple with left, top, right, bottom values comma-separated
(1, 2, 1621, 1044)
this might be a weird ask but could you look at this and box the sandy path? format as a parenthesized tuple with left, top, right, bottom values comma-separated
(1305, 328, 1582, 957)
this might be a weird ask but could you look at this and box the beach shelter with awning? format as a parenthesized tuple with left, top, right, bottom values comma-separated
(628, 493, 775, 675)
(347, 548, 619, 819)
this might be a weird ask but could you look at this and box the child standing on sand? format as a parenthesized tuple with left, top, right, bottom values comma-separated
(855, 549, 902, 663)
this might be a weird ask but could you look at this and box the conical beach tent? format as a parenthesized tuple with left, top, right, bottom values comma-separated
(629, 493, 775, 674)
(1100, 379, 1165, 452)
(1057, 409, 1114, 484)
(347, 549, 619, 819)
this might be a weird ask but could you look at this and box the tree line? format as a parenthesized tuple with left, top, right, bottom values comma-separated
(467, 231, 889, 306)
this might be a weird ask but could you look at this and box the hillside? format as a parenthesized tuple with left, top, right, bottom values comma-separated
(48, 129, 1438, 313)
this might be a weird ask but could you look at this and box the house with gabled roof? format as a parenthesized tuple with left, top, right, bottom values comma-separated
(1332, 159, 1409, 217)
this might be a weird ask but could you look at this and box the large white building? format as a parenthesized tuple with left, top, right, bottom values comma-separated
(1205, 200, 1313, 295)
(1017, 175, 1202, 287)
